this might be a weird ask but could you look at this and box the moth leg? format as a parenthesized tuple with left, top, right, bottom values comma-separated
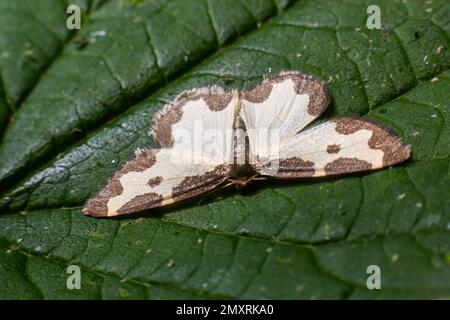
(197, 176, 229, 205)
(224, 174, 266, 189)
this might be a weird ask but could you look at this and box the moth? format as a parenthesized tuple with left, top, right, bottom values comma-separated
(84, 71, 411, 217)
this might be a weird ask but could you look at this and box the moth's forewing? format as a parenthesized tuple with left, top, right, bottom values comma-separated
(240, 71, 330, 163)
(84, 87, 238, 217)
(83, 148, 230, 217)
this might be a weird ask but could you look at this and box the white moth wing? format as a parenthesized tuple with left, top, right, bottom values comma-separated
(151, 86, 238, 165)
(255, 117, 411, 178)
(240, 71, 330, 163)
(84, 87, 237, 217)
(84, 148, 229, 217)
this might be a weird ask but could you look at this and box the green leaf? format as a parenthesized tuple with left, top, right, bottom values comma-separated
(0, 0, 90, 106)
(0, 0, 449, 299)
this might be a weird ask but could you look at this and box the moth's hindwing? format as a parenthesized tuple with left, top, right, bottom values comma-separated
(254, 117, 411, 178)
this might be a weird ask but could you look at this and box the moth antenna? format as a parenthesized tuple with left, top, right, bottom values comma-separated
(198, 177, 229, 205)
(221, 180, 237, 189)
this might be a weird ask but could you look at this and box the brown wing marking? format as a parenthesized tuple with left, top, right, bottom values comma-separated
(241, 71, 330, 116)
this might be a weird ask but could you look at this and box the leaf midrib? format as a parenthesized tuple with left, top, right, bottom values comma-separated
(0, 0, 293, 194)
